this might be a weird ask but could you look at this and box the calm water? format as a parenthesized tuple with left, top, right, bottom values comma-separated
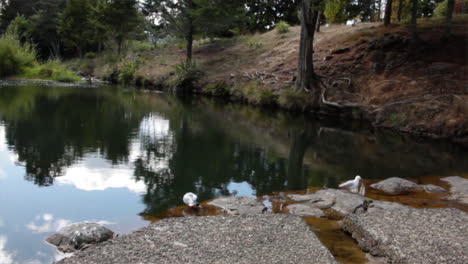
(0, 85, 466, 264)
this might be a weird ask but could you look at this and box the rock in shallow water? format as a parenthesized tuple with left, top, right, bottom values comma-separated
(286, 203, 325, 217)
(208, 196, 265, 215)
(441, 176, 468, 204)
(46, 222, 114, 252)
(370, 177, 421, 195)
(343, 207, 468, 264)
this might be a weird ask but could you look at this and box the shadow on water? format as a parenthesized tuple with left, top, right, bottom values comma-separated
(0, 85, 466, 263)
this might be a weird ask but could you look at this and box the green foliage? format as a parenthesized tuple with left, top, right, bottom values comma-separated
(58, 0, 92, 56)
(204, 81, 230, 97)
(173, 61, 204, 92)
(278, 89, 310, 111)
(119, 62, 138, 84)
(130, 41, 154, 53)
(434, 0, 449, 16)
(246, 39, 263, 49)
(275, 20, 291, 33)
(249, 87, 277, 105)
(85, 52, 97, 59)
(0, 32, 36, 77)
(6, 15, 30, 39)
(21, 60, 81, 83)
(325, 0, 350, 24)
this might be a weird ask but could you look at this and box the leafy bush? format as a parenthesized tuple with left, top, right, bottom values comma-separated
(119, 62, 138, 84)
(85, 52, 96, 59)
(130, 41, 153, 53)
(173, 61, 204, 93)
(0, 33, 36, 77)
(278, 89, 310, 111)
(435, 0, 468, 17)
(324, 0, 349, 24)
(204, 81, 230, 97)
(246, 39, 263, 49)
(21, 60, 80, 83)
(275, 21, 291, 33)
(245, 84, 277, 105)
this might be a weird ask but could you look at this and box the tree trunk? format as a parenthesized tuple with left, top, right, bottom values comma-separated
(410, 0, 418, 45)
(445, 0, 456, 37)
(397, 0, 403, 22)
(377, 0, 382, 21)
(384, 0, 393, 26)
(315, 10, 322, 32)
(117, 38, 122, 55)
(296, 0, 321, 106)
(185, 0, 194, 63)
(77, 46, 83, 58)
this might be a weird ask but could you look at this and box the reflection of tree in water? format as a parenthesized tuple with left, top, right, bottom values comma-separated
(136, 111, 292, 216)
(0, 87, 147, 186)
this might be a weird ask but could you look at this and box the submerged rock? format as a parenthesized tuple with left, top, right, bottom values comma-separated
(46, 222, 114, 253)
(421, 184, 447, 193)
(343, 207, 468, 264)
(370, 177, 421, 195)
(208, 196, 265, 215)
(441, 176, 468, 204)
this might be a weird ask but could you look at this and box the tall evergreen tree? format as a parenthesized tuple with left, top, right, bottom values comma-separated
(58, 0, 92, 57)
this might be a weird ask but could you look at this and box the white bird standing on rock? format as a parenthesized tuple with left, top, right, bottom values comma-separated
(183, 192, 200, 209)
(339, 175, 362, 193)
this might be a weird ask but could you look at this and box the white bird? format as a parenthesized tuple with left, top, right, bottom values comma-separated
(339, 175, 362, 193)
(183, 192, 199, 208)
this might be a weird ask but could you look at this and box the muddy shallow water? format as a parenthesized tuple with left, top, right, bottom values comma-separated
(0, 84, 466, 263)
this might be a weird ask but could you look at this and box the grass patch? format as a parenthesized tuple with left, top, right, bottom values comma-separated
(278, 89, 311, 111)
(275, 21, 291, 34)
(20, 60, 80, 83)
(387, 113, 407, 126)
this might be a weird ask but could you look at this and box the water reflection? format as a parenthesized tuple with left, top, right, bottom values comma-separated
(0, 85, 466, 263)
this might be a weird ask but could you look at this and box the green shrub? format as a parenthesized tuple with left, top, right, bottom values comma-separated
(173, 61, 204, 93)
(278, 89, 310, 111)
(245, 84, 277, 105)
(435, 0, 449, 17)
(119, 62, 138, 84)
(324, 0, 349, 24)
(246, 39, 263, 49)
(130, 41, 153, 53)
(20, 60, 80, 83)
(85, 52, 96, 59)
(204, 81, 230, 97)
(275, 21, 291, 34)
(0, 33, 36, 77)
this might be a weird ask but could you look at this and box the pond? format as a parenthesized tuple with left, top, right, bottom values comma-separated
(0, 84, 466, 264)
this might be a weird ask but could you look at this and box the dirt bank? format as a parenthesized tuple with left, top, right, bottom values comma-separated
(80, 16, 468, 144)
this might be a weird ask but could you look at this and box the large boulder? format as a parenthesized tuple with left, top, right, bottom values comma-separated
(343, 207, 468, 264)
(56, 215, 338, 264)
(441, 176, 468, 204)
(370, 177, 421, 195)
(46, 222, 114, 252)
(208, 196, 265, 215)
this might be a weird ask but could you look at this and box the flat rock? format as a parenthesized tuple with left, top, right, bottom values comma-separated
(441, 176, 468, 204)
(286, 203, 325, 217)
(208, 196, 265, 215)
(56, 215, 338, 264)
(421, 184, 447, 193)
(46, 222, 114, 252)
(342, 207, 468, 264)
(370, 177, 421, 195)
